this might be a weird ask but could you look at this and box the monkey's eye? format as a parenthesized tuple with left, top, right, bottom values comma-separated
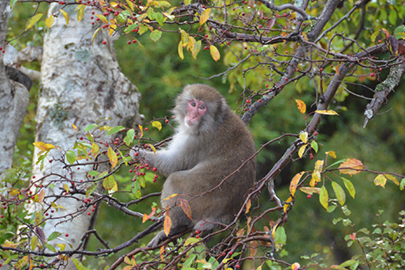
(198, 105, 206, 110)
(190, 101, 197, 107)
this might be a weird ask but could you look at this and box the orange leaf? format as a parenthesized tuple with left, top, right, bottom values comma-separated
(163, 193, 178, 201)
(291, 262, 301, 270)
(179, 199, 192, 220)
(236, 228, 245, 237)
(163, 215, 172, 236)
(142, 207, 156, 223)
(38, 189, 45, 203)
(250, 240, 258, 257)
(381, 28, 390, 39)
(245, 199, 252, 213)
(295, 99, 306, 114)
(290, 172, 304, 197)
(338, 158, 364, 176)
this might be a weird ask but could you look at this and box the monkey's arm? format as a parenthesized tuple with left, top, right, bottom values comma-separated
(130, 148, 189, 177)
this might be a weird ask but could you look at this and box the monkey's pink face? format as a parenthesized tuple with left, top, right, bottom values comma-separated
(186, 99, 207, 127)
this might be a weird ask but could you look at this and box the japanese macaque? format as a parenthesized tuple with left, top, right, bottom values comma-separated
(131, 84, 256, 248)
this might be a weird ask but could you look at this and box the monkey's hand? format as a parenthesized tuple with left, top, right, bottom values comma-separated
(129, 147, 146, 164)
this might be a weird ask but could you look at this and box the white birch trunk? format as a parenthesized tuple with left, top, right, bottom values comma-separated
(0, 1, 29, 176)
(29, 2, 141, 269)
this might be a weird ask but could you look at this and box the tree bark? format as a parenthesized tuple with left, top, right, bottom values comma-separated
(29, 3, 141, 269)
(0, 0, 29, 177)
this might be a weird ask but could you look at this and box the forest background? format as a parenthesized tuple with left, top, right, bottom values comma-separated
(0, 0, 405, 269)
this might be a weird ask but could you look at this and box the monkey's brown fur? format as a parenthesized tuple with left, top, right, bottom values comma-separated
(134, 84, 256, 247)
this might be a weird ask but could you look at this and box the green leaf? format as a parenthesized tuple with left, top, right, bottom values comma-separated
(389, 9, 397, 26)
(66, 150, 76, 164)
(26, 14, 43, 30)
(124, 128, 135, 145)
(84, 124, 98, 132)
(319, 186, 328, 210)
(400, 178, 405, 190)
(274, 227, 287, 245)
(147, 7, 155, 20)
(107, 126, 125, 135)
(86, 184, 97, 198)
(45, 243, 56, 252)
(10, 0, 18, 8)
(103, 175, 116, 190)
(138, 25, 149, 35)
(150, 30, 162, 42)
(332, 181, 346, 205)
(138, 175, 146, 188)
(47, 231, 62, 242)
(310, 140, 318, 153)
(155, 13, 164, 27)
(341, 177, 355, 198)
(394, 25, 405, 35)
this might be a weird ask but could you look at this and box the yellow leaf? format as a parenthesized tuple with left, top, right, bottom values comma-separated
(56, 243, 66, 251)
(271, 219, 281, 238)
(180, 28, 189, 46)
(63, 183, 69, 193)
(72, 124, 77, 132)
(298, 144, 306, 158)
(290, 172, 304, 197)
(9, 189, 20, 196)
(147, 143, 156, 153)
(126, 0, 134, 11)
(210, 45, 220, 62)
(138, 124, 144, 139)
(91, 27, 101, 45)
(338, 158, 364, 176)
(315, 109, 339, 115)
(178, 40, 184, 59)
(291, 262, 301, 270)
(3, 240, 18, 248)
(26, 14, 43, 30)
(164, 215, 172, 236)
(319, 186, 329, 210)
(90, 142, 100, 158)
(326, 150, 337, 158)
(295, 99, 306, 114)
(385, 174, 399, 185)
(108, 147, 118, 168)
(152, 121, 162, 131)
(96, 14, 108, 24)
(60, 9, 69, 26)
(33, 142, 55, 152)
(45, 15, 55, 29)
(199, 8, 211, 26)
(109, 22, 117, 36)
(245, 199, 252, 213)
(299, 131, 308, 143)
(299, 187, 320, 195)
(374, 174, 387, 188)
(75, 4, 86, 22)
(283, 196, 293, 213)
(187, 36, 196, 52)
